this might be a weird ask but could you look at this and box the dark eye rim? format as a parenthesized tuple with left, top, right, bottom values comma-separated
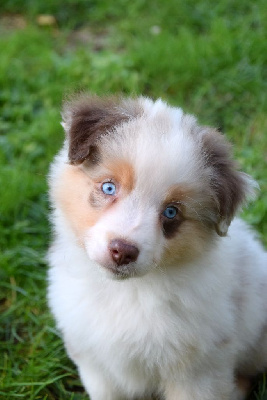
(160, 203, 184, 238)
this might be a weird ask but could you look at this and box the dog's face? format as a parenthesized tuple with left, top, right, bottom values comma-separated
(52, 95, 255, 279)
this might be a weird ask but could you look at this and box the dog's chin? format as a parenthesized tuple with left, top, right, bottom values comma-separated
(97, 261, 146, 281)
(108, 270, 133, 281)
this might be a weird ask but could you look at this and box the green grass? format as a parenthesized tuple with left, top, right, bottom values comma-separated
(0, 0, 266, 398)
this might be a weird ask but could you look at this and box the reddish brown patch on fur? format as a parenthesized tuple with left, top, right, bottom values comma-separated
(160, 186, 192, 239)
(104, 159, 135, 193)
(62, 95, 142, 165)
(87, 159, 135, 195)
(164, 186, 194, 205)
(163, 184, 216, 222)
(160, 186, 215, 264)
(54, 160, 135, 240)
(201, 128, 249, 233)
(162, 219, 213, 266)
(54, 165, 102, 240)
(161, 184, 217, 240)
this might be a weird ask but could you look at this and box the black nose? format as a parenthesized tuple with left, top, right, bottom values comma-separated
(109, 239, 139, 266)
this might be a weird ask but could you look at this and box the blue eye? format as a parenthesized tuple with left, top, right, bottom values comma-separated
(102, 182, 116, 196)
(163, 206, 177, 219)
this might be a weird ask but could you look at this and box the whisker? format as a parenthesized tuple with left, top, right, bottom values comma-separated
(151, 261, 165, 275)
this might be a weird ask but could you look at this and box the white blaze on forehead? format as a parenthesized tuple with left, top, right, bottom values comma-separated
(101, 97, 203, 201)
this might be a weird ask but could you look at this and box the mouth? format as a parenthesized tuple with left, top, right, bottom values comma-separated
(101, 262, 137, 280)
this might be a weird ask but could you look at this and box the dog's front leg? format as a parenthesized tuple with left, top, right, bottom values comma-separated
(77, 359, 125, 400)
(163, 370, 240, 400)
(164, 382, 235, 400)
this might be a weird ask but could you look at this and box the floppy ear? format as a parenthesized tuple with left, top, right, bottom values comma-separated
(201, 128, 257, 236)
(61, 95, 132, 165)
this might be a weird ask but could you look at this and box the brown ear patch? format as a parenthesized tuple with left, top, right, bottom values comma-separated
(201, 128, 250, 235)
(62, 95, 142, 165)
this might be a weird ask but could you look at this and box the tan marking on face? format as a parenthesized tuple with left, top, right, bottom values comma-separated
(163, 185, 205, 223)
(54, 165, 102, 241)
(161, 220, 214, 266)
(164, 185, 195, 205)
(159, 183, 218, 264)
(54, 160, 135, 242)
(93, 159, 135, 192)
(163, 184, 215, 219)
(162, 185, 204, 240)
(161, 185, 194, 239)
(163, 183, 219, 234)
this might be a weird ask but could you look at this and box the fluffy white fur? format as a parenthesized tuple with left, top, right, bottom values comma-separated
(48, 96, 267, 400)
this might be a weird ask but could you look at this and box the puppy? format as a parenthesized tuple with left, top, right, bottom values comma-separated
(47, 95, 267, 400)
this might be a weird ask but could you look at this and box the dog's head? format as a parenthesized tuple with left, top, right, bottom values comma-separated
(53, 94, 256, 279)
